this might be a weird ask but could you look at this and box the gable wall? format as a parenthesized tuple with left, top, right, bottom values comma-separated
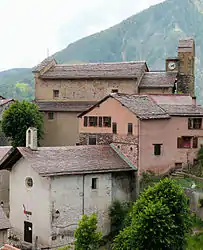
(9, 158, 51, 247)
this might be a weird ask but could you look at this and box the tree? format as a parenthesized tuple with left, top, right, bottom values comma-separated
(108, 200, 132, 238)
(1, 100, 43, 147)
(112, 178, 192, 250)
(74, 213, 102, 250)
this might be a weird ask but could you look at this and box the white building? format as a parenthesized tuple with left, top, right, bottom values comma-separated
(0, 128, 136, 249)
(0, 206, 10, 245)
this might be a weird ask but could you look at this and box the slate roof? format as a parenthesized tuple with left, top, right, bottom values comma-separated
(17, 145, 135, 176)
(112, 94, 170, 119)
(0, 206, 10, 230)
(32, 56, 56, 73)
(36, 101, 97, 112)
(39, 61, 147, 79)
(0, 147, 12, 159)
(139, 72, 177, 88)
(79, 93, 170, 119)
(150, 95, 203, 116)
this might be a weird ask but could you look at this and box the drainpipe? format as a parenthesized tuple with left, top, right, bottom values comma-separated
(136, 119, 141, 197)
(82, 175, 85, 215)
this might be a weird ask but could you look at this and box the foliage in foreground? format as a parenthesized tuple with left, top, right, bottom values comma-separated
(112, 178, 192, 250)
(108, 200, 132, 238)
(1, 100, 43, 147)
(74, 213, 102, 250)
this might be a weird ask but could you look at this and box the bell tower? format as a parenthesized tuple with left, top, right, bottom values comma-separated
(177, 38, 195, 96)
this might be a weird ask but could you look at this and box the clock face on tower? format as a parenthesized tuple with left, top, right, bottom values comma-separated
(168, 61, 176, 70)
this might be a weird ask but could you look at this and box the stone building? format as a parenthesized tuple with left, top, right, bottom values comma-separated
(78, 93, 203, 175)
(0, 128, 136, 249)
(0, 206, 10, 245)
(33, 38, 195, 146)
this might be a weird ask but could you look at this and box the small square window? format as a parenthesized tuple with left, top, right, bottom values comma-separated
(111, 89, 118, 93)
(92, 178, 98, 189)
(53, 90, 59, 98)
(89, 135, 97, 145)
(154, 144, 162, 156)
(128, 123, 133, 135)
(48, 112, 54, 120)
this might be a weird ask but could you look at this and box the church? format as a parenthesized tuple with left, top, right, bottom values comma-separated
(33, 39, 195, 146)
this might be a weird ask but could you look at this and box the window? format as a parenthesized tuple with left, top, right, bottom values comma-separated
(128, 123, 133, 135)
(153, 144, 162, 156)
(89, 116, 97, 127)
(91, 178, 98, 189)
(112, 122, 117, 134)
(53, 90, 59, 98)
(25, 177, 33, 188)
(175, 163, 182, 168)
(28, 130, 31, 145)
(177, 136, 198, 148)
(84, 117, 88, 127)
(103, 117, 111, 127)
(48, 112, 54, 120)
(188, 118, 202, 129)
(88, 135, 97, 145)
(99, 117, 102, 127)
(111, 89, 118, 93)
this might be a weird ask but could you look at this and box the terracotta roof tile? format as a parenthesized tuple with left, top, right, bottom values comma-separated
(139, 72, 177, 88)
(36, 101, 97, 112)
(17, 145, 134, 176)
(0, 206, 10, 230)
(39, 61, 147, 79)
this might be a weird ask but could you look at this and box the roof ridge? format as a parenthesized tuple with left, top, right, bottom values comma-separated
(56, 61, 147, 67)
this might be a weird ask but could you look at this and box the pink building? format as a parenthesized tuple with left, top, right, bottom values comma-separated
(78, 93, 203, 175)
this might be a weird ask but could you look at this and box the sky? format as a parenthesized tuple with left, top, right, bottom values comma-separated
(0, 0, 164, 71)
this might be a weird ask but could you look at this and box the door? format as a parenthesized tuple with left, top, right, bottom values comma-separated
(24, 221, 32, 243)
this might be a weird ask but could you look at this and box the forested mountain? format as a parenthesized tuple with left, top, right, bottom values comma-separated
(1, 0, 203, 101)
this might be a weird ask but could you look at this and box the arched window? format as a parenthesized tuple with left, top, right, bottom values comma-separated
(28, 130, 31, 145)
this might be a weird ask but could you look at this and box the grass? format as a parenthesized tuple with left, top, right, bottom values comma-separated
(173, 177, 203, 191)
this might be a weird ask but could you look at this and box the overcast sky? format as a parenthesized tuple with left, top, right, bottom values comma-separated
(0, 0, 164, 71)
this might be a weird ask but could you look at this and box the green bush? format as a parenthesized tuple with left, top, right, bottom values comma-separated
(74, 213, 102, 250)
(112, 178, 192, 250)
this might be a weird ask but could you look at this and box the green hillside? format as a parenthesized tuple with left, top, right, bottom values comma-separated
(1, 0, 203, 101)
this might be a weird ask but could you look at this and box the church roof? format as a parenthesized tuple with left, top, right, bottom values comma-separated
(0, 145, 136, 176)
(36, 61, 148, 80)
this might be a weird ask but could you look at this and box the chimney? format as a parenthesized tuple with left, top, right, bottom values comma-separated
(26, 127, 38, 150)
(192, 96, 196, 106)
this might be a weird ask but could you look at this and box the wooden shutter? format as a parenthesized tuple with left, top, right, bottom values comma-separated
(188, 118, 192, 129)
(193, 137, 198, 148)
(177, 137, 182, 148)
(84, 117, 88, 127)
(99, 117, 102, 127)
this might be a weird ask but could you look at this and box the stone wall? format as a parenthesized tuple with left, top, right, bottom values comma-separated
(79, 133, 113, 145)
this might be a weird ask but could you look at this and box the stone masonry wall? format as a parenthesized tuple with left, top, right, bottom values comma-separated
(79, 133, 113, 145)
